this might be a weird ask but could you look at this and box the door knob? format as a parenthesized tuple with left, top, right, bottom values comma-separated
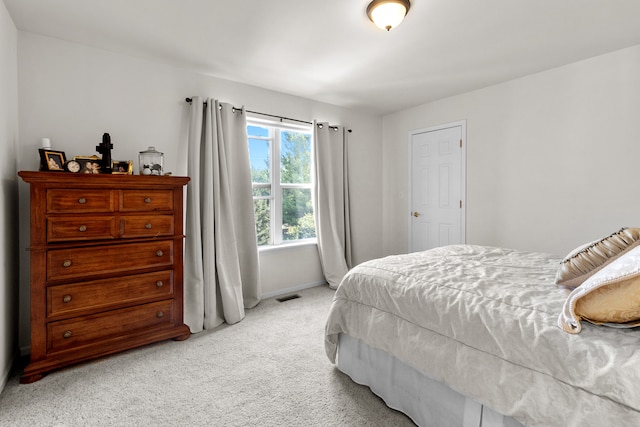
(412, 211, 421, 217)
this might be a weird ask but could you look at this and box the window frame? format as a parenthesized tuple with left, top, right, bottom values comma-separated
(247, 116, 316, 247)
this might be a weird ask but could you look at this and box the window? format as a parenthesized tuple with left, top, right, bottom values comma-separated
(247, 118, 316, 246)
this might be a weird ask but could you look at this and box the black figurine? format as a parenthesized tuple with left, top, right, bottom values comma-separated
(96, 133, 113, 173)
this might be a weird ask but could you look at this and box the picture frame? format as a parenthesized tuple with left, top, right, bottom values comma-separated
(39, 149, 66, 172)
(111, 160, 133, 175)
(74, 155, 102, 174)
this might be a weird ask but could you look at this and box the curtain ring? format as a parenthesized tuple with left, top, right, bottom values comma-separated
(317, 123, 324, 129)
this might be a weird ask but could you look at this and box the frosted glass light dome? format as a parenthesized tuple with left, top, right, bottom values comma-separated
(367, 0, 410, 31)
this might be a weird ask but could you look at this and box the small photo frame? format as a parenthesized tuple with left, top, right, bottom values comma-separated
(111, 160, 133, 175)
(39, 149, 66, 172)
(74, 155, 102, 174)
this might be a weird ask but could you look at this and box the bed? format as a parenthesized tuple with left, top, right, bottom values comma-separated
(324, 243, 640, 426)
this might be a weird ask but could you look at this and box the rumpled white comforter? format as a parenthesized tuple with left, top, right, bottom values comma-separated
(325, 245, 640, 427)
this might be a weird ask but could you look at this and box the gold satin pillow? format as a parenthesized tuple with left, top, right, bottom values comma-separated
(555, 227, 640, 289)
(575, 276, 640, 325)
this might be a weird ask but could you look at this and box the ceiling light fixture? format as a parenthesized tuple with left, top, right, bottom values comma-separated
(366, 0, 411, 31)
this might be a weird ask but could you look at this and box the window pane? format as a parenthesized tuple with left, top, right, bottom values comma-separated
(280, 131, 311, 184)
(252, 186, 271, 197)
(249, 138, 270, 183)
(281, 188, 315, 241)
(247, 125, 269, 137)
(254, 199, 271, 246)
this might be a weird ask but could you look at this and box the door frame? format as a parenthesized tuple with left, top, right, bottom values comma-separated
(407, 120, 467, 252)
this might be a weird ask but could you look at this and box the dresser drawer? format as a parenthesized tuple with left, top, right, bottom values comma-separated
(121, 215, 174, 238)
(47, 216, 117, 243)
(47, 189, 115, 213)
(48, 270, 174, 318)
(121, 190, 174, 212)
(47, 240, 174, 281)
(47, 300, 174, 352)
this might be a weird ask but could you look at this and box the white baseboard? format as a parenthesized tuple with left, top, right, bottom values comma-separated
(1, 349, 19, 394)
(261, 280, 328, 300)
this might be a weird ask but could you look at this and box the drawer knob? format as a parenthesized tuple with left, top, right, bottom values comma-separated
(62, 260, 72, 268)
(156, 250, 163, 257)
(156, 311, 164, 318)
(145, 223, 152, 229)
(78, 225, 87, 232)
(63, 330, 73, 339)
(156, 280, 164, 288)
(144, 197, 152, 204)
(62, 295, 72, 303)
(78, 197, 87, 204)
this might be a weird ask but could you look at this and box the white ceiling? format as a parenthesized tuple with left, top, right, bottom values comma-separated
(5, 0, 640, 115)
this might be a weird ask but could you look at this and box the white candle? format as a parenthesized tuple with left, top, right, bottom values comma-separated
(41, 138, 51, 149)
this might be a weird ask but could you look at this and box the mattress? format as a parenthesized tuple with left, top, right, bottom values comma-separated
(325, 245, 640, 426)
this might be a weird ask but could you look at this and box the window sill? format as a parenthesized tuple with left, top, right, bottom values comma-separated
(258, 240, 318, 254)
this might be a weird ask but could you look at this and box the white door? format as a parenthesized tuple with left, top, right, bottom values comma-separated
(409, 123, 465, 252)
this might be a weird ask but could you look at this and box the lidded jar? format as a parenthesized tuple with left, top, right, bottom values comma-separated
(139, 146, 164, 176)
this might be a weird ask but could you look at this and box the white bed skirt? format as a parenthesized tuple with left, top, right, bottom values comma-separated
(337, 334, 524, 427)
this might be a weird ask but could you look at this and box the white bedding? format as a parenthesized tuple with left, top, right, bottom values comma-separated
(337, 334, 524, 427)
(324, 245, 640, 426)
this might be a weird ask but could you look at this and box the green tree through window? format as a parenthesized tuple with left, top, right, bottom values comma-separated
(248, 120, 315, 246)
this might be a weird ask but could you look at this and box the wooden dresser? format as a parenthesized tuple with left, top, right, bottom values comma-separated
(18, 171, 191, 383)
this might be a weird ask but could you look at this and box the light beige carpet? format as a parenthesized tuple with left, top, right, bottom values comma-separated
(0, 285, 415, 426)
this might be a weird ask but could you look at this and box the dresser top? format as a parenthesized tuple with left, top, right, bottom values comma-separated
(18, 171, 190, 187)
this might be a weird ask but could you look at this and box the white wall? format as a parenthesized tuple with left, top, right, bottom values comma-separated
(0, 0, 19, 393)
(382, 44, 640, 257)
(16, 32, 383, 349)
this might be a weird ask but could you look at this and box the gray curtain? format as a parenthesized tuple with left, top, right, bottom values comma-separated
(313, 122, 352, 289)
(184, 97, 260, 332)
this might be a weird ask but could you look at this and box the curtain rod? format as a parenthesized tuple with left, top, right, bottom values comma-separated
(185, 98, 352, 132)
(185, 97, 310, 125)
